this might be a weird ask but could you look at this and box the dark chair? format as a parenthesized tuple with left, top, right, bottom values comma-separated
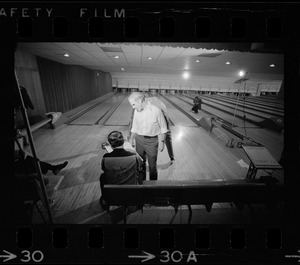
(99, 154, 141, 212)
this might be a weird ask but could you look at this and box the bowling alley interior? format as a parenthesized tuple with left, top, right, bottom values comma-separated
(13, 42, 286, 224)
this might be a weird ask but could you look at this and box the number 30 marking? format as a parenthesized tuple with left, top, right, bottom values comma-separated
(21, 250, 44, 263)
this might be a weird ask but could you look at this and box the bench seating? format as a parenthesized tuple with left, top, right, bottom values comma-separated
(22, 118, 52, 133)
(103, 178, 283, 223)
(19, 118, 52, 145)
(19, 112, 62, 145)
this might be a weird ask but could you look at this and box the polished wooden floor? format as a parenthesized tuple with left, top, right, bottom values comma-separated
(26, 91, 284, 224)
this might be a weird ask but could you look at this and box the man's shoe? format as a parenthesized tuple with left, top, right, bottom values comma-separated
(100, 196, 108, 211)
(52, 161, 68, 175)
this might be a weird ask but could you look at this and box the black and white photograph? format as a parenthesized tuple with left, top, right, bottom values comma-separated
(13, 42, 284, 225)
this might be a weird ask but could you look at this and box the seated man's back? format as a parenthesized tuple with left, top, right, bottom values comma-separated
(99, 131, 142, 208)
(101, 148, 141, 185)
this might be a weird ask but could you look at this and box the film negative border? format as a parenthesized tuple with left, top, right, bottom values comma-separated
(1, 1, 300, 264)
(1, 225, 300, 263)
(1, 3, 285, 41)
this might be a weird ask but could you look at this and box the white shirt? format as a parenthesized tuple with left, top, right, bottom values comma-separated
(146, 97, 167, 112)
(131, 102, 168, 136)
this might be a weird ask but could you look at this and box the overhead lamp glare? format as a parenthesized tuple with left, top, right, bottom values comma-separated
(239, 70, 245, 77)
(183, 72, 190, 79)
(64, 53, 70, 57)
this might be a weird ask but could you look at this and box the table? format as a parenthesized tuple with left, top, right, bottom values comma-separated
(242, 145, 283, 179)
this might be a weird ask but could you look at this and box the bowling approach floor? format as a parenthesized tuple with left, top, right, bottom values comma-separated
(27, 92, 284, 224)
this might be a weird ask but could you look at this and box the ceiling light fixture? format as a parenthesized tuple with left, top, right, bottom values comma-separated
(114, 55, 119, 59)
(64, 53, 70, 57)
(147, 57, 153, 60)
(225, 61, 231, 65)
(121, 68, 125, 71)
(195, 59, 200, 63)
(270, 64, 275, 67)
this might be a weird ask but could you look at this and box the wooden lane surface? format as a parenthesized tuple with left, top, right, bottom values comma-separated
(200, 95, 284, 118)
(30, 125, 131, 221)
(184, 94, 280, 125)
(243, 95, 284, 107)
(104, 94, 132, 126)
(155, 94, 198, 127)
(217, 94, 284, 108)
(156, 126, 249, 181)
(179, 94, 267, 128)
(212, 94, 284, 110)
(164, 94, 283, 180)
(28, 92, 283, 223)
(166, 94, 243, 127)
(234, 127, 284, 161)
(65, 92, 115, 122)
(69, 93, 126, 125)
(30, 120, 261, 223)
(185, 94, 283, 161)
(211, 95, 284, 115)
(160, 94, 204, 121)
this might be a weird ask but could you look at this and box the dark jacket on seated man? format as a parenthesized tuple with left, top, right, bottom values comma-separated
(99, 131, 143, 207)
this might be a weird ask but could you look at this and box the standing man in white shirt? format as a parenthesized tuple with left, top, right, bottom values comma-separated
(128, 92, 175, 163)
(128, 92, 168, 181)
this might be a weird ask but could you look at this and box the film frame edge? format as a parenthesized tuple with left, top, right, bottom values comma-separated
(1, 1, 299, 264)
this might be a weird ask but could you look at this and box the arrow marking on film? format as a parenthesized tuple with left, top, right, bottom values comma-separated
(128, 251, 155, 262)
(0, 250, 17, 262)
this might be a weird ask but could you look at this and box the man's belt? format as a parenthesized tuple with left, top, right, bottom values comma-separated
(138, 135, 158, 139)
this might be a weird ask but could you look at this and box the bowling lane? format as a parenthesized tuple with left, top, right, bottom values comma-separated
(234, 126, 284, 160)
(200, 95, 284, 118)
(211, 95, 284, 115)
(69, 93, 127, 125)
(185, 94, 283, 160)
(155, 94, 198, 127)
(175, 94, 258, 128)
(155, 126, 249, 181)
(184, 94, 268, 124)
(104, 94, 133, 126)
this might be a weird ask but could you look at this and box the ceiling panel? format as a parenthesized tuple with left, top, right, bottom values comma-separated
(17, 42, 284, 81)
(76, 43, 104, 52)
(142, 45, 164, 56)
(53, 43, 83, 51)
(121, 44, 142, 53)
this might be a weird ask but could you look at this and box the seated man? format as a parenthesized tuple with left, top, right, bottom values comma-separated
(14, 134, 68, 185)
(14, 133, 68, 223)
(99, 131, 143, 210)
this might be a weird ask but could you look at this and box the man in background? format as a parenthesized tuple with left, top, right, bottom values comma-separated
(191, 96, 202, 114)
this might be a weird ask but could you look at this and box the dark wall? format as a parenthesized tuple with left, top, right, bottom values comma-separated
(15, 49, 47, 119)
(277, 79, 284, 100)
(96, 71, 112, 98)
(37, 56, 112, 113)
(15, 49, 112, 122)
(15, 49, 48, 127)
